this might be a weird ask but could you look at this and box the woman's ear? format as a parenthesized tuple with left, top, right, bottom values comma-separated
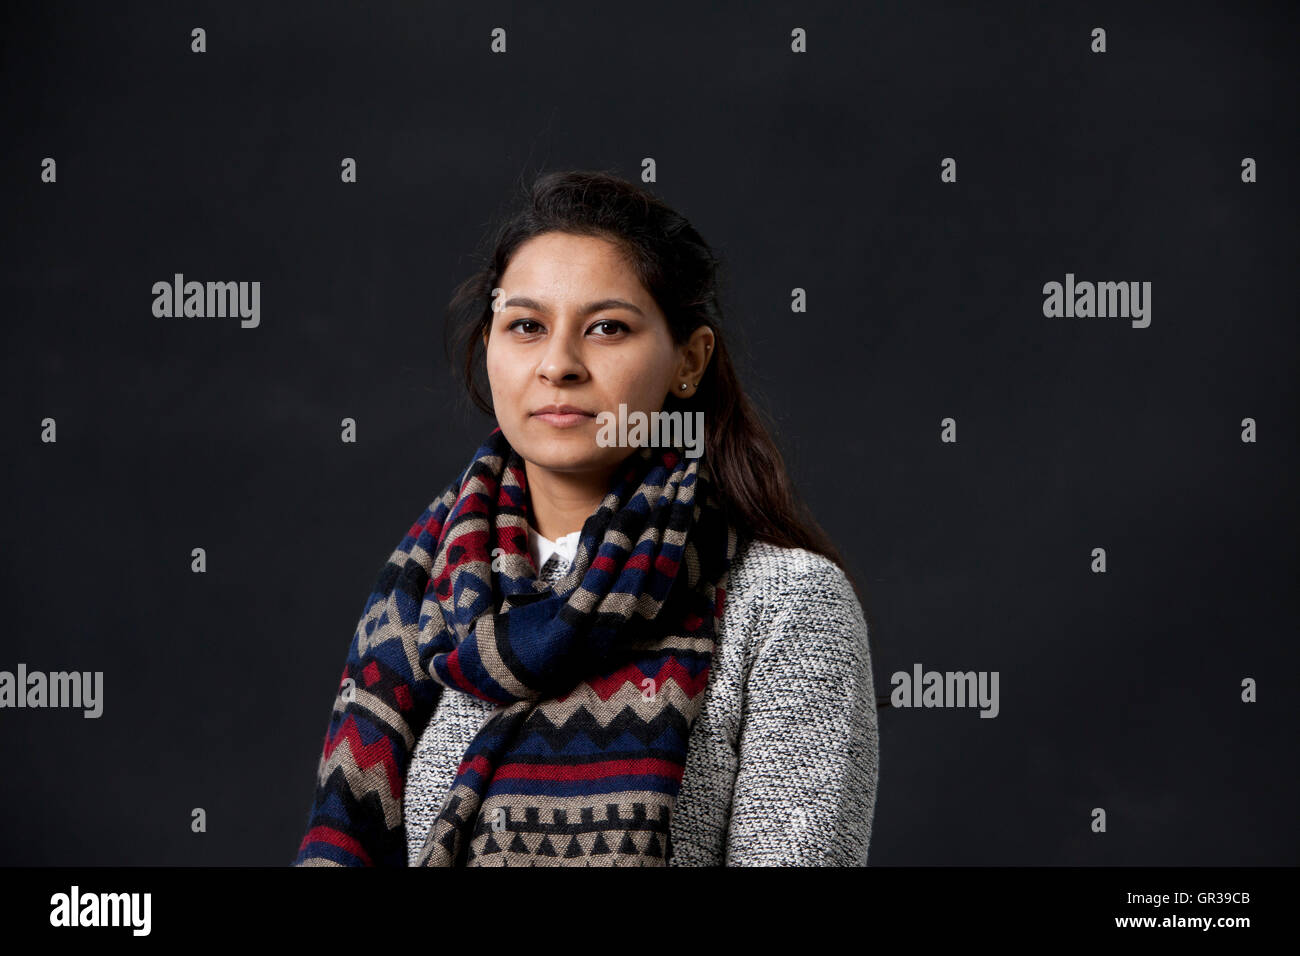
(681, 323, 722, 379)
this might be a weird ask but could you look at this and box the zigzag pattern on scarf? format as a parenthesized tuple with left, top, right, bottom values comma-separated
(294, 428, 735, 867)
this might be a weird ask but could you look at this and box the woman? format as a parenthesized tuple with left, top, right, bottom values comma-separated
(292, 170, 879, 867)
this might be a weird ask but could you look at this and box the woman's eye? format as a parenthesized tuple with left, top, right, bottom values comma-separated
(590, 319, 628, 336)
(508, 318, 542, 334)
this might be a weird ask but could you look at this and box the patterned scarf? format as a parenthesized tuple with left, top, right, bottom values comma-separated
(293, 427, 737, 867)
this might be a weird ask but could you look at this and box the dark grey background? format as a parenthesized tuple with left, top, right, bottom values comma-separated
(1, 0, 1296, 866)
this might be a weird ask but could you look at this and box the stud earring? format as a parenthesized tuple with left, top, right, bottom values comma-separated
(679, 383, 688, 391)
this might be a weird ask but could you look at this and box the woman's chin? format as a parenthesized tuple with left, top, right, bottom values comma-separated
(518, 446, 626, 476)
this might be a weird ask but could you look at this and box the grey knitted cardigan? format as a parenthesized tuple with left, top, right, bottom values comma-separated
(402, 537, 880, 866)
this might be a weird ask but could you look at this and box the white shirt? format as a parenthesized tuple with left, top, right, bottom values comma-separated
(527, 525, 581, 575)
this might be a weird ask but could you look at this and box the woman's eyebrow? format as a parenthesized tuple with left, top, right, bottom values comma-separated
(502, 295, 645, 318)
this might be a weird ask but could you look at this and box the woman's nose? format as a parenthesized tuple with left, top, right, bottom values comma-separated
(537, 332, 588, 384)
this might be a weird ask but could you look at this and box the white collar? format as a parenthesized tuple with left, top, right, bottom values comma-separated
(528, 525, 581, 572)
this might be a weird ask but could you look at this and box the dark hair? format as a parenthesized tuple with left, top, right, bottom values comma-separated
(443, 170, 875, 648)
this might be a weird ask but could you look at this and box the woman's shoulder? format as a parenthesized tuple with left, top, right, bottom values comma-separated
(720, 538, 873, 698)
(728, 537, 855, 598)
(725, 537, 863, 627)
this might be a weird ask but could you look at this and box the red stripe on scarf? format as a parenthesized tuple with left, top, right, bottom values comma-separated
(324, 716, 403, 799)
(442, 648, 497, 702)
(298, 826, 375, 866)
(587, 659, 711, 699)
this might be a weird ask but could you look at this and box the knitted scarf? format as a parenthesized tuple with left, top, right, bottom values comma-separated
(293, 427, 737, 867)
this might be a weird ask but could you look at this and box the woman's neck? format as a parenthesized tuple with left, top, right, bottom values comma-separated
(524, 461, 612, 541)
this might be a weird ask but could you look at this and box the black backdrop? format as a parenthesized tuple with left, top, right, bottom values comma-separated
(1, 0, 1296, 867)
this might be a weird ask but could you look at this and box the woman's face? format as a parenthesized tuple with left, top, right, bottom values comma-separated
(485, 231, 689, 480)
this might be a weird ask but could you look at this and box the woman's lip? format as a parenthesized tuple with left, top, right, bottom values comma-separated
(532, 412, 594, 428)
